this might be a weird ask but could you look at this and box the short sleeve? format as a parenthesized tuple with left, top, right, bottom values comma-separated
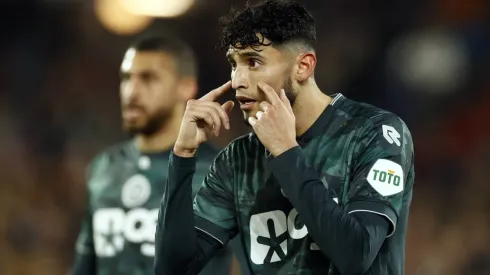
(345, 113, 414, 237)
(193, 147, 238, 246)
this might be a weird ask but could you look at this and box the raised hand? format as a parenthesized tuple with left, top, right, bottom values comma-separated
(248, 82, 298, 157)
(174, 81, 234, 157)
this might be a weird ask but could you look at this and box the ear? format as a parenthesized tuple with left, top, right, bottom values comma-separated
(294, 52, 316, 82)
(177, 76, 198, 101)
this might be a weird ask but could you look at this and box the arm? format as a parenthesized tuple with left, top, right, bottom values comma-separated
(70, 161, 98, 275)
(269, 115, 414, 275)
(70, 208, 96, 275)
(154, 149, 238, 275)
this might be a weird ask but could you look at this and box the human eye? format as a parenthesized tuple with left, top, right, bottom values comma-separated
(247, 58, 261, 69)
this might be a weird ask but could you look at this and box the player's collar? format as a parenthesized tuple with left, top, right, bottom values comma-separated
(130, 139, 172, 158)
(296, 93, 345, 147)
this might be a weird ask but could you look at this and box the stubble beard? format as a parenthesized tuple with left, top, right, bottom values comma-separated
(124, 109, 171, 137)
(243, 77, 296, 126)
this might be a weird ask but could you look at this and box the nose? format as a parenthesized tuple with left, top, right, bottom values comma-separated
(122, 77, 142, 101)
(231, 66, 249, 91)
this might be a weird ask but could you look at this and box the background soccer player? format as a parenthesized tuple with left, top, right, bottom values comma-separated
(155, 0, 415, 274)
(70, 35, 236, 275)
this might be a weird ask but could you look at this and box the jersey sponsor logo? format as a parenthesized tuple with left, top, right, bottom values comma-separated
(121, 174, 151, 208)
(249, 209, 319, 265)
(93, 208, 158, 257)
(382, 125, 401, 147)
(367, 159, 404, 196)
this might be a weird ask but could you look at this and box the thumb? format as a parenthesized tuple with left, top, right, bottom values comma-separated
(222, 100, 235, 114)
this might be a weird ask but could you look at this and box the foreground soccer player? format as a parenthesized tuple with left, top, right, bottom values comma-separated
(155, 1, 415, 274)
(70, 35, 236, 275)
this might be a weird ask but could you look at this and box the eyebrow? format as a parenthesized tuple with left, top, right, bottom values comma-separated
(119, 70, 155, 78)
(226, 50, 264, 61)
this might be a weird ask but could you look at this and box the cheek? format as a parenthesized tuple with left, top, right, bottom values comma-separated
(259, 67, 287, 87)
(151, 84, 177, 106)
(120, 85, 130, 101)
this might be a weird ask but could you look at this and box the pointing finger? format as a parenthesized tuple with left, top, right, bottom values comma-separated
(257, 82, 281, 107)
(200, 81, 232, 102)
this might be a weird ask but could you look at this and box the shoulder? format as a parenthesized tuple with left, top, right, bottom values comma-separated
(338, 97, 413, 149)
(86, 140, 135, 179)
(336, 98, 414, 173)
(339, 97, 407, 128)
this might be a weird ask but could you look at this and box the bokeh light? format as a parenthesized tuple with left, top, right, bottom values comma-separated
(94, 0, 153, 35)
(388, 28, 470, 94)
(121, 0, 196, 18)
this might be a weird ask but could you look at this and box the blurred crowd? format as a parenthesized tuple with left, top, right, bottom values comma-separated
(0, 0, 488, 274)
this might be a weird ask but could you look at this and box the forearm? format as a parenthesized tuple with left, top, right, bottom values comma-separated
(269, 146, 389, 275)
(154, 152, 221, 275)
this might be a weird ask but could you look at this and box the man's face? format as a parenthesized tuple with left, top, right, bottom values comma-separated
(227, 41, 296, 123)
(120, 49, 180, 135)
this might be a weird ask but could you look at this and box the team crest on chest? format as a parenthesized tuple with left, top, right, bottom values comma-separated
(121, 174, 151, 208)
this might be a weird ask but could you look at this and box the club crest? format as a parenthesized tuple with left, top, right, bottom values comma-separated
(121, 174, 151, 208)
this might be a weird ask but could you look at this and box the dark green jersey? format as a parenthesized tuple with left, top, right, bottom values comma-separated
(193, 94, 415, 274)
(72, 141, 234, 275)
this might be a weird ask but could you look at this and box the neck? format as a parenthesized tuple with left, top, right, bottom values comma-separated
(292, 79, 332, 136)
(135, 105, 184, 153)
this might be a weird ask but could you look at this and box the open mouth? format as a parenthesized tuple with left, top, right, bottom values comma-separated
(236, 96, 257, 109)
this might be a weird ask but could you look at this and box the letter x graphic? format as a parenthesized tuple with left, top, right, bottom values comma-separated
(256, 218, 288, 263)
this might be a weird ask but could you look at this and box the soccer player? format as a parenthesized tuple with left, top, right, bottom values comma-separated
(70, 35, 236, 275)
(155, 1, 415, 275)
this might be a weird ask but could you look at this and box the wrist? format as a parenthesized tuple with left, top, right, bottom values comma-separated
(173, 146, 197, 158)
(271, 141, 299, 157)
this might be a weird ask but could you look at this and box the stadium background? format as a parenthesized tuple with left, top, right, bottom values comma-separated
(0, 0, 488, 274)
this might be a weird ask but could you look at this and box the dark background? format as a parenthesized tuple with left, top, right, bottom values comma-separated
(0, 0, 489, 274)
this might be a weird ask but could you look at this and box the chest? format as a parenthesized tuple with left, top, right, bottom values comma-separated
(236, 135, 356, 214)
(88, 156, 168, 210)
(87, 156, 169, 258)
(234, 135, 357, 271)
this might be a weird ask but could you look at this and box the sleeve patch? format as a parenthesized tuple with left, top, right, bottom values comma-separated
(367, 159, 404, 196)
(382, 125, 401, 147)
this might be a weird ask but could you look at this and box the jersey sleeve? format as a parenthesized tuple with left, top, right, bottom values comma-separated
(70, 205, 96, 275)
(345, 113, 414, 237)
(74, 203, 94, 255)
(191, 150, 216, 199)
(193, 146, 238, 246)
(70, 163, 97, 275)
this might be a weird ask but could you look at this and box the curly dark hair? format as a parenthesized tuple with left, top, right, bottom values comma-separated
(218, 0, 316, 51)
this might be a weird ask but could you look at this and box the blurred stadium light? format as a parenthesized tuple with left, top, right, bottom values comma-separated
(122, 0, 196, 18)
(94, 0, 153, 35)
(387, 28, 470, 95)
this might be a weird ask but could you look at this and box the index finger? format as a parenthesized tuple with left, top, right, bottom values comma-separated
(258, 82, 281, 107)
(200, 81, 232, 102)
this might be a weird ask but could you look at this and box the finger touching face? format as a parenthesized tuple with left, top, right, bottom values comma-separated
(227, 41, 293, 122)
(200, 81, 232, 102)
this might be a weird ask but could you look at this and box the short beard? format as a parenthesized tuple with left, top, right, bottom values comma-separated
(243, 78, 296, 126)
(124, 110, 170, 137)
(283, 77, 296, 105)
